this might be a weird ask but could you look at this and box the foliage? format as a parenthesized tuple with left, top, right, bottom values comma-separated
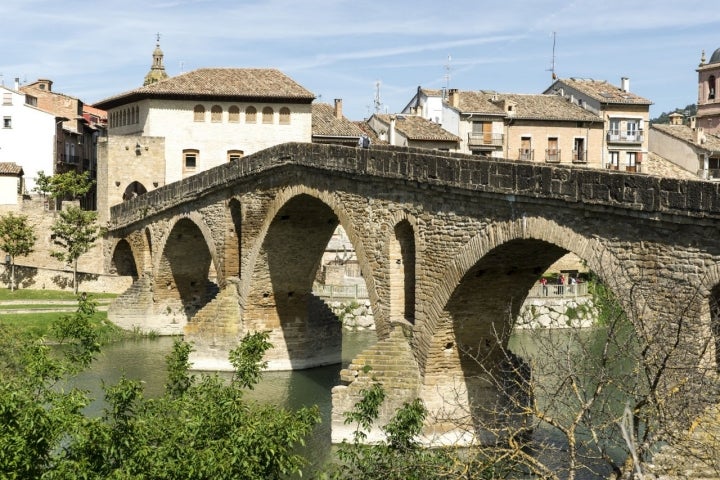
(50, 206, 102, 294)
(650, 103, 697, 124)
(48, 170, 94, 201)
(0, 308, 320, 479)
(33, 170, 52, 197)
(0, 212, 36, 291)
(323, 383, 517, 480)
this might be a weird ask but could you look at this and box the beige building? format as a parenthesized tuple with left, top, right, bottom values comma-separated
(650, 116, 720, 180)
(696, 47, 720, 135)
(93, 49, 315, 221)
(0, 162, 23, 206)
(544, 77, 652, 172)
(366, 113, 461, 151)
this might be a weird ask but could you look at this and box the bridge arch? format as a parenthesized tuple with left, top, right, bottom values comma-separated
(153, 214, 220, 324)
(110, 238, 139, 278)
(240, 186, 381, 369)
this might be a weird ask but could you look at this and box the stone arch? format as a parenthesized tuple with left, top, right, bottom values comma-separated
(387, 217, 417, 326)
(153, 214, 220, 324)
(419, 216, 627, 376)
(122, 181, 148, 201)
(110, 238, 139, 278)
(225, 197, 242, 279)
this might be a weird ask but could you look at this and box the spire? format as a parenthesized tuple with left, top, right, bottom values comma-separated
(143, 33, 169, 86)
(700, 49, 707, 67)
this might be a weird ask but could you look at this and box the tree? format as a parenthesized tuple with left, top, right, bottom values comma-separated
(0, 212, 36, 291)
(50, 206, 102, 294)
(32, 170, 52, 198)
(49, 170, 94, 201)
(0, 308, 320, 479)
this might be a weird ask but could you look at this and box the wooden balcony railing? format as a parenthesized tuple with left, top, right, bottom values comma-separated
(468, 132, 504, 147)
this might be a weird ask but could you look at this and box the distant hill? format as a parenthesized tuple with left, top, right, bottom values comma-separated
(651, 104, 697, 124)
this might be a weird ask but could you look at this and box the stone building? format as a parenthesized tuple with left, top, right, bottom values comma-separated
(696, 47, 720, 135)
(93, 52, 315, 222)
(544, 77, 652, 172)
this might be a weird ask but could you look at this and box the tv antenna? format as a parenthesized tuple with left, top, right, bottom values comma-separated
(444, 55, 452, 91)
(548, 32, 557, 80)
(374, 80, 382, 114)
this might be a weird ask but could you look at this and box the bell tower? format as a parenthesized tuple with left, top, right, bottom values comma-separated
(696, 48, 720, 134)
(143, 33, 169, 86)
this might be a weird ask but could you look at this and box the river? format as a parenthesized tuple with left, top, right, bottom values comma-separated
(72, 327, 624, 478)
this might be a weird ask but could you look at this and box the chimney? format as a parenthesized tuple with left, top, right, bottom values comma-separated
(14, 77, 19, 91)
(696, 127, 706, 145)
(621, 77, 630, 92)
(448, 88, 460, 108)
(389, 115, 397, 145)
(690, 116, 697, 129)
(333, 99, 343, 119)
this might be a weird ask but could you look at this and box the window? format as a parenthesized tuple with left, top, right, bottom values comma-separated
(279, 107, 291, 125)
(2, 93, 12, 105)
(183, 149, 199, 174)
(608, 151, 619, 169)
(227, 149, 244, 162)
(245, 106, 257, 123)
(573, 138, 586, 163)
(609, 119, 620, 138)
(3, 116, 11, 128)
(519, 136, 532, 160)
(626, 152, 637, 167)
(193, 105, 205, 122)
(211, 105, 222, 122)
(546, 137, 559, 162)
(228, 106, 240, 123)
(626, 120, 638, 138)
(262, 106, 274, 124)
(710, 76, 716, 100)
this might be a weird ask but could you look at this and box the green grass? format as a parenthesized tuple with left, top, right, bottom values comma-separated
(0, 289, 117, 301)
(0, 304, 93, 310)
(0, 310, 124, 342)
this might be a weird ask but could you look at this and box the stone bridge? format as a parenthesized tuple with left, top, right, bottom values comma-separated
(106, 142, 720, 444)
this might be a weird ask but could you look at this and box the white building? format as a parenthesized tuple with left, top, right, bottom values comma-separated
(0, 81, 57, 193)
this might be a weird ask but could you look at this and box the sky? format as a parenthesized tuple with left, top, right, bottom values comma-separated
(1, 0, 719, 121)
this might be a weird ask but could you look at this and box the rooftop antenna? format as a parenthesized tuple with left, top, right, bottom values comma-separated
(547, 32, 557, 80)
(374, 80, 382, 114)
(179, 61, 185, 73)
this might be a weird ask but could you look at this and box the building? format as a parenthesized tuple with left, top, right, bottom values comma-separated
(20, 78, 105, 209)
(649, 115, 720, 180)
(366, 113, 460, 151)
(93, 44, 315, 221)
(0, 162, 24, 206)
(402, 87, 445, 124)
(0, 79, 56, 194)
(311, 99, 365, 146)
(544, 77, 652, 172)
(696, 47, 720, 135)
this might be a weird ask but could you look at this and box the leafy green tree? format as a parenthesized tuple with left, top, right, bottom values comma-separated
(0, 309, 320, 479)
(49, 170, 94, 201)
(50, 206, 102, 294)
(0, 212, 36, 291)
(32, 170, 52, 197)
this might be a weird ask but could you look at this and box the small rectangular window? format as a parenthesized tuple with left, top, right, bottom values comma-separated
(3, 116, 11, 128)
(2, 93, 12, 105)
(183, 149, 199, 175)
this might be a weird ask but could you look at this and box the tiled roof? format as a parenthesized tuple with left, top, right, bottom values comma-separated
(552, 78, 652, 105)
(0, 162, 23, 175)
(420, 88, 443, 97)
(651, 124, 720, 151)
(95, 68, 315, 109)
(312, 103, 365, 137)
(374, 114, 460, 142)
(451, 91, 600, 122)
(353, 122, 388, 145)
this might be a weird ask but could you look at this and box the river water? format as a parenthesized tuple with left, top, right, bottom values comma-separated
(72, 327, 622, 478)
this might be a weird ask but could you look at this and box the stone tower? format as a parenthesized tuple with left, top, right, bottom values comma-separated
(143, 34, 169, 86)
(696, 47, 720, 134)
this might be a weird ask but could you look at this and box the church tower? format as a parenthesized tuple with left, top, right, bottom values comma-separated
(143, 34, 169, 86)
(696, 48, 720, 134)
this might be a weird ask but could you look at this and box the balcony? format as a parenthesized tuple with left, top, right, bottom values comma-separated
(545, 149, 561, 163)
(572, 149, 587, 163)
(518, 148, 534, 161)
(468, 132, 503, 147)
(59, 154, 80, 165)
(607, 129, 644, 144)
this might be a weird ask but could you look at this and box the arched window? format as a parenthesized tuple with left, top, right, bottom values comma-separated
(228, 105, 240, 123)
(279, 107, 291, 125)
(194, 105, 206, 122)
(709, 76, 716, 101)
(262, 106, 274, 124)
(211, 105, 223, 122)
(245, 106, 257, 123)
(227, 149, 244, 162)
(134, 106, 140, 124)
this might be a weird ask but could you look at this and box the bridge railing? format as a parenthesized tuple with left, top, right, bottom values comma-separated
(109, 142, 720, 231)
(313, 283, 368, 301)
(526, 281, 589, 299)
